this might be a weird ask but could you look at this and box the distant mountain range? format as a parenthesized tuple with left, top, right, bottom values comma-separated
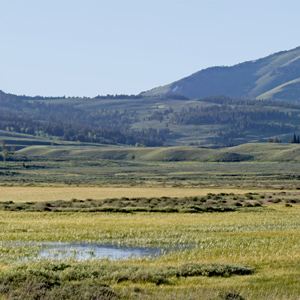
(2, 46, 300, 149)
(142, 46, 300, 101)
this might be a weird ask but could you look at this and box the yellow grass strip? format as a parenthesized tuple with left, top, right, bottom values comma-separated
(0, 187, 273, 202)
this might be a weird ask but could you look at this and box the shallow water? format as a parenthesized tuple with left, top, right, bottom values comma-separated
(6, 242, 164, 261)
(37, 242, 161, 261)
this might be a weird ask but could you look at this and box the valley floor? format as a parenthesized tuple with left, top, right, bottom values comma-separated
(0, 205, 299, 299)
(0, 149, 300, 299)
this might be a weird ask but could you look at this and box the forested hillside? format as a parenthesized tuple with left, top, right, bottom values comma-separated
(0, 91, 169, 146)
(168, 96, 300, 146)
(1, 91, 300, 148)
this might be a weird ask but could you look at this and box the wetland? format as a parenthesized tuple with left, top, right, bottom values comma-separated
(0, 148, 300, 299)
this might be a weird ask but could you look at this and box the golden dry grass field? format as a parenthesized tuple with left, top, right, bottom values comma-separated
(0, 186, 277, 203)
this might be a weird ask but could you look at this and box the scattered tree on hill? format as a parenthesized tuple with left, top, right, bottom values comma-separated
(290, 133, 300, 143)
(1, 141, 9, 163)
(267, 137, 281, 143)
(274, 137, 281, 143)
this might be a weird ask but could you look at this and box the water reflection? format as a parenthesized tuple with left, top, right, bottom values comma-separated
(21, 242, 163, 261)
(6, 241, 189, 262)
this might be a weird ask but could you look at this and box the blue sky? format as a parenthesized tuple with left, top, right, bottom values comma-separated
(1, 0, 300, 97)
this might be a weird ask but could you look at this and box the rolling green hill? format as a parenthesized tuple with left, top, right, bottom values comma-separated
(142, 46, 300, 101)
(16, 143, 300, 163)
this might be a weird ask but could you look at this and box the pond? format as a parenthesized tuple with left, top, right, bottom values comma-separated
(7, 242, 168, 261)
(37, 242, 162, 261)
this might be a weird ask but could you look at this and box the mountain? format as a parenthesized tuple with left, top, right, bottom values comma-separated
(142, 46, 300, 101)
(3, 44, 300, 150)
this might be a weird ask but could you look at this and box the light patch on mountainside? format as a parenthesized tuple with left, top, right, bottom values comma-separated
(257, 78, 300, 100)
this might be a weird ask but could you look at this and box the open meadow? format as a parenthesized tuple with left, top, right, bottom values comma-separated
(0, 146, 300, 299)
(0, 206, 300, 299)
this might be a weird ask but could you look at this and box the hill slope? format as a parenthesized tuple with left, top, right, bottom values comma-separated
(16, 143, 300, 163)
(143, 46, 300, 101)
(2, 90, 300, 147)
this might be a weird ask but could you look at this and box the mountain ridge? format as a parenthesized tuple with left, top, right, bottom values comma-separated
(142, 46, 300, 101)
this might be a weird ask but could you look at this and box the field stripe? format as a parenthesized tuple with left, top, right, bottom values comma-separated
(0, 187, 275, 202)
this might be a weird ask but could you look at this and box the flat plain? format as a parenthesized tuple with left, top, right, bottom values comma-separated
(0, 145, 300, 299)
(0, 206, 299, 299)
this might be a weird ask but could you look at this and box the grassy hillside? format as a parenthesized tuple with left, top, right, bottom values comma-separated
(257, 78, 300, 100)
(142, 46, 300, 101)
(17, 145, 250, 162)
(227, 143, 300, 162)
(3, 142, 300, 188)
(16, 143, 300, 163)
(0, 129, 115, 152)
(0, 130, 58, 150)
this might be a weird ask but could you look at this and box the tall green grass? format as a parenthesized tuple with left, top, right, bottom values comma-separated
(0, 206, 299, 298)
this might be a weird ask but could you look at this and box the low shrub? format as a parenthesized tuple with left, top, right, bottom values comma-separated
(0, 262, 255, 290)
(0, 193, 269, 214)
(218, 291, 245, 300)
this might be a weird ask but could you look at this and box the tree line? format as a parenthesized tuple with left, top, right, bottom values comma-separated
(2, 89, 300, 147)
(0, 91, 169, 146)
